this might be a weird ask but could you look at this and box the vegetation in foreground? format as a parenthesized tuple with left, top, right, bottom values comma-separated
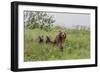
(24, 27, 90, 62)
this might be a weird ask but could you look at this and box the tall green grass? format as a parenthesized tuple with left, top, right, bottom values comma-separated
(24, 28, 90, 62)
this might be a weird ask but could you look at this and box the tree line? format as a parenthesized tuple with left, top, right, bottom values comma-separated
(24, 11, 55, 31)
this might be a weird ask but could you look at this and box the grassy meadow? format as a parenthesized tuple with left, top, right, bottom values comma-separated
(24, 27, 90, 62)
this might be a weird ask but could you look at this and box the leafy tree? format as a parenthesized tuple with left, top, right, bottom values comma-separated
(24, 11, 55, 30)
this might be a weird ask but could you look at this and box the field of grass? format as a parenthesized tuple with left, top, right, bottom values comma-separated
(24, 28, 90, 62)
